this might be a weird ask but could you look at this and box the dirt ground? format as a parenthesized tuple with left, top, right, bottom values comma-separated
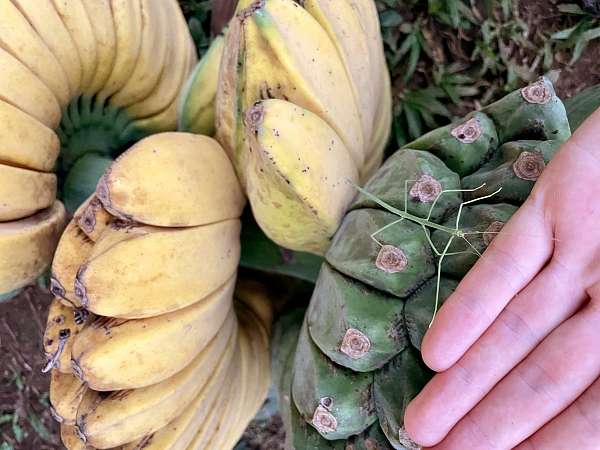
(3, 1, 600, 449)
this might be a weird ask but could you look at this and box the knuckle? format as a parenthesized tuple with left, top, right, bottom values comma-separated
(514, 361, 560, 402)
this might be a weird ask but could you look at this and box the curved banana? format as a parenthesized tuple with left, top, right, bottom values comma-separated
(125, 0, 189, 119)
(0, 202, 66, 295)
(71, 276, 235, 390)
(244, 99, 358, 254)
(49, 370, 87, 425)
(51, 0, 97, 94)
(78, 311, 237, 448)
(74, 220, 241, 318)
(110, 0, 169, 108)
(61, 424, 92, 450)
(12, 0, 82, 96)
(43, 298, 88, 374)
(50, 219, 94, 306)
(0, 100, 59, 172)
(96, 133, 244, 227)
(178, 34, 225, 136)
(0, 1, 70, 107)
(0, 164, 56, 222)
(96, 0, 143, 103)
(0, 48, 62, 129)
(81, 0, 117, 95)
(302, 0, 376, 153)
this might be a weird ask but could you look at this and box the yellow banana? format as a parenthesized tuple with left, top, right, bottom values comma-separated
(0, 202, 66, 295)
(0, 100, 59, 172)
(178, 34, 225, 136)
(234, 0, 364, 171)
(71, 276, 235, 390)
(125, 0, 190, 119)
(50, 219, 94, 306)
(43, 298, 89, 374)
(49, 370, 87, 425)
(244, 99, 358, 254)
(0, 163, 56, 221)
(302, 0, 376, 153)
(12, 0, 83, 96)
(74, 220, 241, 318)
(235, 279, 274, 334)
(81, 0, 117, 95)
(74, 196, 114, 243)
(79, 312, 237, 448)
(61, 424, 93, 450)
(110, 0, 169, 108)
(96, 133, 244, 227)
(0, 1, 70, 107)
(0, 48, 61, 129)
(361, 60, 392, 182)
(96, 0, 143, 103)
(52, 0, 97, 93)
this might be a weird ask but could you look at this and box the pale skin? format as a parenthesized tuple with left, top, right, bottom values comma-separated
(404, 107, 600, 449)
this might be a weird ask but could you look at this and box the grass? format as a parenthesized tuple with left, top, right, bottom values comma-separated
(377, 0, 600, 149)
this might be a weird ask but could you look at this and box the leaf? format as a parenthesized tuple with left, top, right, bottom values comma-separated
(11, 415, 23, 443)
(557, 3, 587, 14)
(0, 443, 13, 450)
(551, 25, 578, 40)
(0, 415, 13, 426)
(27, 413, 53, 443)
(379, 10, 403, 27)
(404, 35, 422, 81)
(240, 214, 323, 283)
(404, 103, 423, 139)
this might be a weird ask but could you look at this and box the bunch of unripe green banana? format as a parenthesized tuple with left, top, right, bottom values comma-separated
(44, 133, 273, 450)
(0, 0, 198, 301)
(179, 0, 392, 255)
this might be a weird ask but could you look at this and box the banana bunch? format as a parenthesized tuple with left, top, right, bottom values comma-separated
(43, 133, 272, 450)
(178, 0, 391, 255)
(0, 0, 197, 300)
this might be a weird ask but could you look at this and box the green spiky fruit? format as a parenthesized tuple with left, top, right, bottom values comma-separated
(279, 78, 572, 448)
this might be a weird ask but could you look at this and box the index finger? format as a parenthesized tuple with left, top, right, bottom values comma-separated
(421, 196, 553, 371)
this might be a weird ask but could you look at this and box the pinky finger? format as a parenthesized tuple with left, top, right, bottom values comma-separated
(514, 375, 600, 450)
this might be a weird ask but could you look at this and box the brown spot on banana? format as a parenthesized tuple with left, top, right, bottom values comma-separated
(74, 267, 89, 308)
(238, 0, 265, 20)
(245, 102, 265, 135)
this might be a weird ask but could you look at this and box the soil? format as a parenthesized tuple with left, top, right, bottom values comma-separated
(3, 0, 600, 449)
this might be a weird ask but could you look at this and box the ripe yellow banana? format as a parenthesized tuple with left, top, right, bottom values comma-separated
(234, 279, 274, 334)
(96, 133, 244, 227)
(0, 100, 59, 172)
(244, 99, 358, 254)
(74, 220, 241, 318)
(96, 0, 143, 103)
(12, 0, 82, 96)
(110, 0, 169, 108)
(49, 370, 87, 425)
(361, 60, 392, 183)
(71, 276, 235, 390)
(237, 0, 364, 169)
(125, 0, 190, 119)
(0, 1, 70, 107)
(76, 311, 237, 448)
(51, 0, 97, 95)
(43, 298, 88, 374)
(0, 48, 61, 129)
(0, 163, 56, 221)
(0, 202, 66, 295)
(50, 219, 94, 306)
(178, 34, 225, 136)
(81, 0, 117, 95)
(302, 0, 376, 153)
(74, 196, 114, 243)
(61, 424, 93, 450)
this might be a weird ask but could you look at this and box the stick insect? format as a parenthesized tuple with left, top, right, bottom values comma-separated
(353, 180, 503, 327)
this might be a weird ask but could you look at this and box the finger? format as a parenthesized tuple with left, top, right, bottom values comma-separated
(426, 299, 600, 450)
(514, 375, 600, 450)
(422, 196, 553, 371)
(405, 260, 587, 446)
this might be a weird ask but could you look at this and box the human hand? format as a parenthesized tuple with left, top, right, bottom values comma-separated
(403, 107, 600, 449)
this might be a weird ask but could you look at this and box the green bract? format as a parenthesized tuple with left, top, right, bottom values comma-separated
(275, 77, 572, 449)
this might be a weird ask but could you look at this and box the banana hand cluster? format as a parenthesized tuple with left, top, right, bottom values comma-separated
(192, 0, 392, 255)
(0, 0, 197, 299)
(44, 133, 272, 450)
